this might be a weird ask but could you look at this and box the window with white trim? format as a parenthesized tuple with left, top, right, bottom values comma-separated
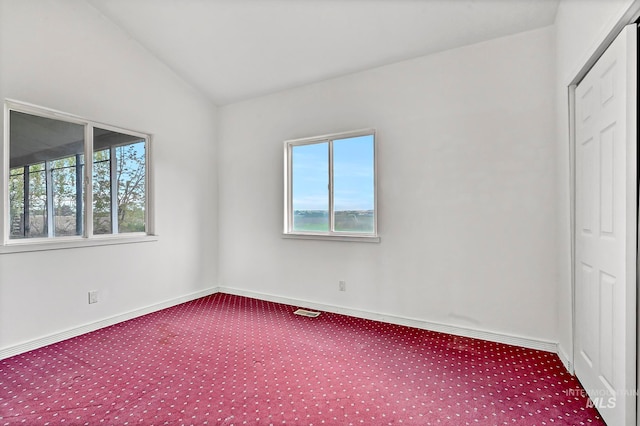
(284, 129, 378, 241)
(4, 101, 151, 245)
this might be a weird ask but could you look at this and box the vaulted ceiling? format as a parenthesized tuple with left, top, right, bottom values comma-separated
(88, 0, 560, 105)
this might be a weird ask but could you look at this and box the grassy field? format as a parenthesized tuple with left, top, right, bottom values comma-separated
(293, 210, 374, 233)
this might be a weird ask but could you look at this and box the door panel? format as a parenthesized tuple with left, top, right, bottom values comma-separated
(574, 24, 637, 426)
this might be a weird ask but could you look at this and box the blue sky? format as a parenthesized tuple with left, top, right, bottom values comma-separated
(292, 135, 374, 211)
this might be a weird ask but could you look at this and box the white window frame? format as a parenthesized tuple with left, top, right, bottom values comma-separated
(283, 128, 379, 242)
(1, 100, 156, 253)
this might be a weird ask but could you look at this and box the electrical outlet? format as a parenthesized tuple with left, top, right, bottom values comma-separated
(339, 280, 346, 292)
(88, 291, 99, 304)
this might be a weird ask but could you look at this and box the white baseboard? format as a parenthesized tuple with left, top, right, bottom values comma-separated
(218, 286, 559, 354)
(557, 344, 574, 373)
(2, 285, 561, 362)
(0, 287, 219, 360)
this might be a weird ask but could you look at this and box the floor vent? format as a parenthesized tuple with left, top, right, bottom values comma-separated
(293, 309, 321, 318)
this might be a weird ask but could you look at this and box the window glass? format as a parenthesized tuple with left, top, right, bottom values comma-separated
(292, 142, 329, 232)
(9, 111, 84, 239)
(27, 163, 47, 238)
(92, 148, 111, 234)
(285, 130, 377, 239)
(9, 168, 25, 238)
(116, 141, 146, 233)
(51, 155, 83, 236)
(333, 135, 375, 233)
(93, 128, 146, 235)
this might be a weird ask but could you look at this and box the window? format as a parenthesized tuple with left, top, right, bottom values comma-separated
(4, 101, 152, 247)
(284, 129, 378, 241)
(92, 128, 147, 235)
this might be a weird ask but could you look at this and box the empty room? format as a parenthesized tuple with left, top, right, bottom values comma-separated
(0, 0, 638, 425)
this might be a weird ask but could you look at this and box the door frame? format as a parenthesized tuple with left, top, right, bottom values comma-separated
(568, 2, 640, 425)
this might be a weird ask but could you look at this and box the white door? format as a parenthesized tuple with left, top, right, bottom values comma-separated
(574, 24, 637, 426)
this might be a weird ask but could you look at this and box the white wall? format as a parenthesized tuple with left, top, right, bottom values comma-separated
(554, 0, 635, 366)
(0, 0, 218, 352)
(6, 0, 630, 360)
(218, 27, 557, 344)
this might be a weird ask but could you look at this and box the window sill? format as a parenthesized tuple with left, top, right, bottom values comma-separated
(0, 234, 158, 254)
(282, 233, 380, 243)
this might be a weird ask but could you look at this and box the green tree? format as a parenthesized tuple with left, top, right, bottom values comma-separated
(51, 156, 80, 235)
(9, 167, 25, 236)
(92, 142, 145, 233)
(116, 142, 145, 232)
(93, 149, 112, 234)
(27, 163, 47, 237)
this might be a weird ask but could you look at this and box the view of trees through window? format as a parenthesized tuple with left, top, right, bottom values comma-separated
(9, 163, 51, 238)
(92, 140, 146, 235)
(10, 157, 84, 238)
(8, 109, 147, 239)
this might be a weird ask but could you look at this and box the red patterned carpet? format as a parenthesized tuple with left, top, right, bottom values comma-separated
(1, 293, 603, 425)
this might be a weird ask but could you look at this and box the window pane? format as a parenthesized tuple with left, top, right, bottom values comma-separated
(116, 141, 146, 233)
(92, 149, 112, 234)
(27, 164, 47, 238)
(292, 142, 329, 232)
(9, 110, 84, 239)
(93, 128, 146, 235)
(52, 156, 83, 237)
(9, 168, 25, 238)
(333, 135, 375, 233)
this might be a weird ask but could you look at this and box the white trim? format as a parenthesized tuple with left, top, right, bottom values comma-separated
(282, 233, 380, 243)
(1, 286, 560, 366)
(84, 121, 94, 236)
(558, 344, 574, 374)
(285, 128, 376, 146)
(283, 142, 292, 233)
(0, 286, 219, 360)
(1, 105, 9, 245)
(328, 138, 334, 230)
(145, 135, 155, 235)
(568, 83, 577, 374)
(0, 234, 158, 254)
(218, 286, 558, 354)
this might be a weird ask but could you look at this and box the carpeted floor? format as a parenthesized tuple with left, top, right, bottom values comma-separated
(1, 293, 604, 425)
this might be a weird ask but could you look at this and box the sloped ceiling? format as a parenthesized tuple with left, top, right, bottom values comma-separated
(88, 0, 560, 105)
